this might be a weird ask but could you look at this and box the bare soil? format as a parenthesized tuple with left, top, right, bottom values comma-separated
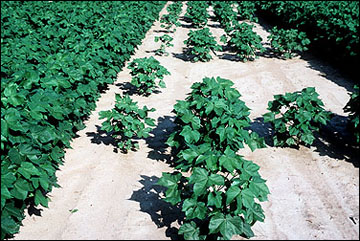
(14, 3, 359, 240)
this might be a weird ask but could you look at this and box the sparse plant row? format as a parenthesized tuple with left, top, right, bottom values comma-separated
(127, 56, 170, 95)
(0, 1, 166, 239)
(185, 1, 209, 28)
(184, 27, 221, 62)
(158, 76, 269, 240)
(160, 1, 183, 32)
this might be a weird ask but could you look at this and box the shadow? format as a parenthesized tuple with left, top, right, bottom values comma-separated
(180, 23, 194, 29)
(313, 114, 359, 168)
(256, 12, 358, 87)
(256, 15, 275, 32)
(86, 125, 117, 146)
(27, 202, 43, 216)
(207, 23, 222, 29)
(179, 16, 191, 23)
(257, 46, 288, 60)
(86, 125, 140, 153)
(154, 29, 173, 33)
(129, 175, 184, 240)
(247, 117, 274, 147)
(218, 53, 259, 62)
(300, 52, 357, 93)
(115, 82, 161, 96)
(172, 52, 191, 62)
(145, 116, 177, 166)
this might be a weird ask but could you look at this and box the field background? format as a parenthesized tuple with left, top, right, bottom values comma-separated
(13, 3, 359, 240)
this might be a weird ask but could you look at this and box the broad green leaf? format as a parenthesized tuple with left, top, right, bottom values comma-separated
(226, 185, 241, 205)
(17, 162, 40, 180)
(178, 221, 204, 240)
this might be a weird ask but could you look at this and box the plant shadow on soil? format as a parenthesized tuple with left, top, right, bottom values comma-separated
(115, 82, 161, 96)
(313, 114, 359, 168)
(256, 15, 357, 91)
(145, 115, 177, 167)
(248, 115, 359, 168)
(129, 175, 185, 240)
(86, 125, 138, 154)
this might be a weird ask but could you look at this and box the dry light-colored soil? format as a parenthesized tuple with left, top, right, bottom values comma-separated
(13, 3, 359, 240)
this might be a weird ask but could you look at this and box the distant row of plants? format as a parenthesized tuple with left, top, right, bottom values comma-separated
(255, 1, 359, 73)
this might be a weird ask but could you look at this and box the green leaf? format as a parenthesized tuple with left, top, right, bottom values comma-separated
(19, 144, 41, 156)
(209, 213, 244, 239)
(208, 173, 224, 186)
(182, 198, 207, 220)
(144, 117, 156, 127)
(226, 185, 241, 205)
(10, 179, 29, 200)
(34, 189, 48, 208)
(178, 221, 204, 240)
(207, 191, 222, 208)
(17, 162, 40, 180)
(189, 168, 209, 196)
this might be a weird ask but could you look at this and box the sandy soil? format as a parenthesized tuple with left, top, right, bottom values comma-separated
(13, 3, 359, 240)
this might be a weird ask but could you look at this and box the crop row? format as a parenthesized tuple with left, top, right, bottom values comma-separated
(0, 1, 165, 239)
(255, 1, 359, 76)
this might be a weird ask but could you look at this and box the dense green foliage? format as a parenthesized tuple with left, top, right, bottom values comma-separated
(184, 28, 221, 62)
(263, 87, 332, 147)
(212, 1, 237, 29)
(344, 85, 360, 144)
(154, 34, 174, 56)
(158, 77, 268, 240)
(236, 1, 258, 22)
(256, 1, 359, 74)
(267, 27, 311, 59)
(160, 1, 183, 32)
(127, 56, 170, 95)
(185, 1, 209, 28)
(99, 94, 156, 152)
(0, 1, 165, 239)
(221, 22, 265, 61)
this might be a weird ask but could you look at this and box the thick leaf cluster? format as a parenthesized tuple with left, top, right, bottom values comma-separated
(267, 26, 311, 59)
(212, 1, 237, 28)
(127, 56, 170, 95)
(221, 22, 265, 61)
(160, 2, 183, 31)
(183, 28, 222, 62)
(236, 1, 258, 22)
(99, 94, 156, 152)
(158, 77, 269, 240)
(263, 87, 332, 147)
(185, 1, 209, 28)
(154, 34, 174, 56)
(257, 1, 359, 71)
(0, 1, 165, 239)
(344, 85, 360, 144)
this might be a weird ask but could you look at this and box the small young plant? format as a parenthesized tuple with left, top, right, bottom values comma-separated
(344, 85, 359, 144)
(263, 87, 332, 147)
(158, 77, 269, 240)
(183, 28, 221, 62)
(154, 34, 174, 56)
(267, 27, 311, 59)
(127, 56, 170, 96)
(236, 1, 258, 22)
(185, 1, 209, 28)
(99, 94, 156, 152)
(221, 22, 265, 62)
